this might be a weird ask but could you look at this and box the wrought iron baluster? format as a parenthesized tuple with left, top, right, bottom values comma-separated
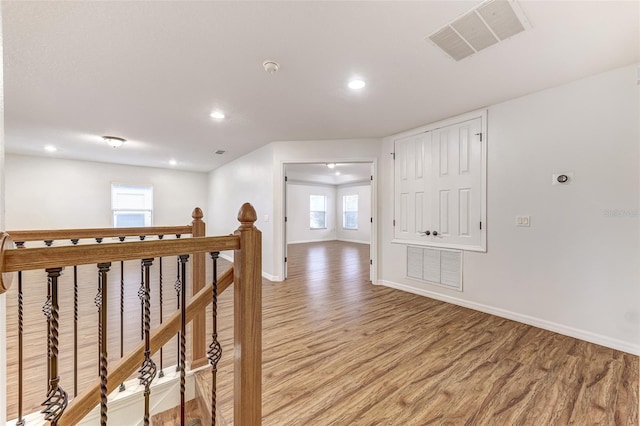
(158, 235, 165, 378)
(139, 258, 144, 340)
(42, 267, 68, 425)
(16, 271, 24, 426)
(138, 258, 157, 426)
(71, 239, 79, 397)
(175, 255, 181, 372)
(178, 254, 189, 426)
(119, 236, 126, 392)
(96, 263, 111, 426)
(208, 252, 222, 426)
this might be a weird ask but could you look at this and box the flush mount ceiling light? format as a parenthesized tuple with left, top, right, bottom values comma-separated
(215, 150, 226, 155)
(210, 111, 225, 120)
(102, 136, 126, 148)
(263, 60, 280, 74)
(348, 79, 366, 90)
(326, 163, 336, 169)
(44, 145, 57, 152)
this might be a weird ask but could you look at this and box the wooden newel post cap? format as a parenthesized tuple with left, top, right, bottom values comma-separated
(237, 203, 258, 229)
(192, 207, 204, 222)
(0, 233, 15, 294)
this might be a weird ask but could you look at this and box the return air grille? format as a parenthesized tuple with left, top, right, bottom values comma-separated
(427, 0, 530, 61)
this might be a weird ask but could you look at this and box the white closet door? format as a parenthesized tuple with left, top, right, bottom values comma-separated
(431, 117, 482, 247)
(394, 133, 430, 240)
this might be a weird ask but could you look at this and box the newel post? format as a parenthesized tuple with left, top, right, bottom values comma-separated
(234, 203, 262, 425)
(190, 207, 207, 368)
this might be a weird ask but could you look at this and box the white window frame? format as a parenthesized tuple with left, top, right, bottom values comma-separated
(342, 194, 358, 230)
(309, 194, 328, 230)
(111, 183, 154, 228)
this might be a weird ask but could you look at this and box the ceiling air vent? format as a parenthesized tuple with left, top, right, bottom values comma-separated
(427, 0, 530, 61)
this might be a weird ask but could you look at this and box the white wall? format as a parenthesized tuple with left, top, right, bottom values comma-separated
(336, 183, 371, 244)
(207, 144, 275, 277)
(380, 64, 640, 354)
(5, 154, 209, 230)
(286, 182, 336, 244)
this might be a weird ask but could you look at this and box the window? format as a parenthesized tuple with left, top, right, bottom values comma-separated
(309, 195, 327, 229)
(343, 194, 358, 230)
(111, 184, 153, 227)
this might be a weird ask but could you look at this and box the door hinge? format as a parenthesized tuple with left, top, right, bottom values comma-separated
(370, 175, 373, 181)
(285, 175, 288, 182)
(391, 152, 396, 160)
(393, 219, 396, 226)
(285, 257, 287, 262)
(370, 217, 373, 223)
(480, 221, 482, 230)
(370, 259, 373, 265)
(285, 216, 288, 222)
(475, 132, 483, 142)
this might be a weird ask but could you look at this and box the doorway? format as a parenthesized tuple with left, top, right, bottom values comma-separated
(283, 162, 375, 282)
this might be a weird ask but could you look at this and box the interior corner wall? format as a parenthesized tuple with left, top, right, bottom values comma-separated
(4, 154, 209, 229)
(336, 183, 371, 244)
(286, 182, 336, 244)
(206, 144, 275, 278)
(380, 64, 640, 354)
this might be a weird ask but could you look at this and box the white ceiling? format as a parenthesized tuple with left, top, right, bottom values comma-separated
(286, 162, 372, 186)
(3, 1, 639, 173)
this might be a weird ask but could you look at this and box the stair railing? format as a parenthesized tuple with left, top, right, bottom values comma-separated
(0, 203, 262, 425)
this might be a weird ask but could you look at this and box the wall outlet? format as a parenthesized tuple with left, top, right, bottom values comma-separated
(516, 215, 531, 227)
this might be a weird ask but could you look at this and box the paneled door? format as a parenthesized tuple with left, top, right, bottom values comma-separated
(394, 113, 485, 251)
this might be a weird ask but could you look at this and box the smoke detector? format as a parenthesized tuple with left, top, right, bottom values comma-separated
(263, 60, 280, 74)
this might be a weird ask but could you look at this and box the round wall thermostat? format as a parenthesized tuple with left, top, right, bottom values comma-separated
(557, 174, 569, 183)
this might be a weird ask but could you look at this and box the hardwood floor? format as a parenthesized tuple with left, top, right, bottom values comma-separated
(6, 240, 639, 424)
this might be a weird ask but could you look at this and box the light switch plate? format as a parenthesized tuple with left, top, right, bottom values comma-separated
(516, 215, 530, 227)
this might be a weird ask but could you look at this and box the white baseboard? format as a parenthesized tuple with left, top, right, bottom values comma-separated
(287, 238, 335, 245)
(378, 280, 640, 356)
(219, 253, 282, 282)
(336, 238, 370, 245)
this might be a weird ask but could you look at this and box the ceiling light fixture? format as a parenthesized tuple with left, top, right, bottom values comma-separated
(210, 111, 225, 120)
(263, 60, 280, 74)
(326, 163, 336, 169)
(102, 136, 126, 148)
(348, 79, 366, 90)
(215, 150, 226, 155)
(335, 172, 341, 176)
(169, 159, 177, 166)
(44, 145, 57, 153)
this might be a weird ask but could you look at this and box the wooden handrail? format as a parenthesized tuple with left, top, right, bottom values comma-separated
(6, 225, 194, 243)
(1, 235, 239, 273)
(59, 267, 234, 426)
(7, 207, 205, 243)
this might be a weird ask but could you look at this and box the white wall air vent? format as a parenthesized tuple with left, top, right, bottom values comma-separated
(427, 0, 530, 61)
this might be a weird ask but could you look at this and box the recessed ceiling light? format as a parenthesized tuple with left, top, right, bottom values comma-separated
(348, 79, 366, 90)
(210, 111, 225, 120)
(327, 163, 336, 169)
(335, 172, 341, 176)
(169, 159, 177, 166)
(44, 145, 57, 152)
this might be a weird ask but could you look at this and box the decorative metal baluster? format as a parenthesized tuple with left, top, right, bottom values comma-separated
(71, 239, 79, 397)
(16, 271, 24, 426)
(95, 237, 103, 376)
(208, 252, 222, 426)
(119, 236, 126, 392)
(139, 259, 145, 341)
(42, 267, 68, 425)
(158, 235, 165, 378)
(174, 255, 181, 372)
(138, 258, 157, 426)
(96, 263, 111, 426)
(178, 254, 189, 426)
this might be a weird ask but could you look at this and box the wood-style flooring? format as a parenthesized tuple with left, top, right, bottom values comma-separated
(6, 240, 639, 424)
